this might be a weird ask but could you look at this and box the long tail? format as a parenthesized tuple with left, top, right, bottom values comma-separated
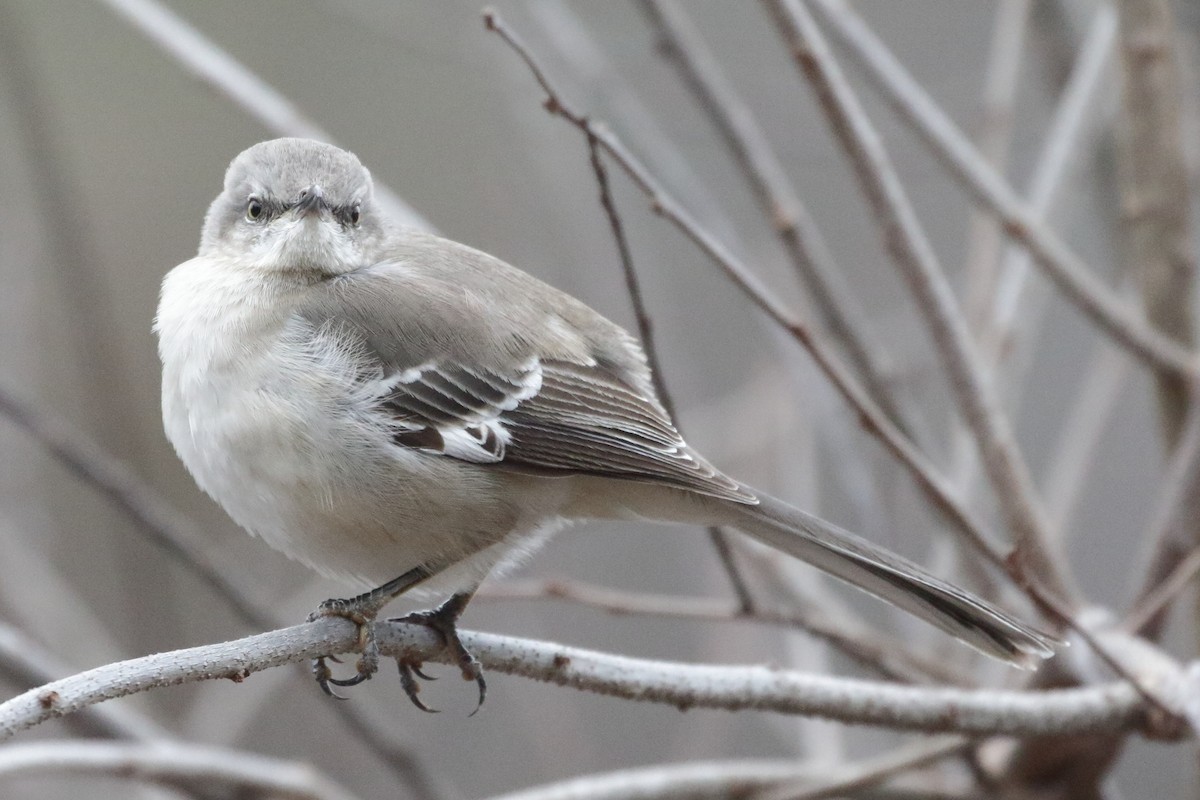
(705, 490, 1058, 666)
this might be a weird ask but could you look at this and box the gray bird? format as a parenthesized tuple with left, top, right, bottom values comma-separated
(156, 138, 1056, 707)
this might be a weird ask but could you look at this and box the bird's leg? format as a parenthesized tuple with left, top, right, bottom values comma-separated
(308, 565, 433, 698)
(390, 591, 485, 714)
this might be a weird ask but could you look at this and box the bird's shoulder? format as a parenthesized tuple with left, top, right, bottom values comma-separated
(297, 231, 654, 394)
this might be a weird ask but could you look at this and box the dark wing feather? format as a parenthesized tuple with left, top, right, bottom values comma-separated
(377, 357, 755, 504)
(295, 253, 753, 504)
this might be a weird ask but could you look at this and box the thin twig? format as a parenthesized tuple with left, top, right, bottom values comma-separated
(0, 741, 362, 800)
(763, 0, 1075, 602)
(757, 735, 969, 800)
(986, 5, 1118, 370)
(0, 5, 135, 436)
(1114, 0, 1197, 446)
(478, 759, 842, 800)
(0, 385, 273, 631)
(1043, 343, 1130, 535)
(962, 0, 1032, 334)
(0, 386, 447, 800)
(1113, 0, 1200, 659)
(638, 0, 917, 440)
(94, 0, 428, 231)
(479, 578, 970, 685)
(949, 7, 1118, 526)
(585, 133, 757, 613)
(808, 0, 1198, 381)
(0, 617, 1156, 740)
(704, 525, 757, 614)
(954, 7, 1120, 529)
(1130, 397, 1200, 638)
(482, 738, 968, 800)
(481, 8, 1013, 583)
(1125, 546, 1200, 635)
(528, 0, 746, 248)
(1051, 610, 1184, 728)
(586, 136, 674, 413)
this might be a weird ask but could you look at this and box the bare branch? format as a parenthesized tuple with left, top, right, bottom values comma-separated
(479, 759, 829, 800)
(1126, 546, 1200, 636)
(753, 735, 968, 800)
(0, 384, 273, 631)
(639, 0, 917, 439)
(480, 7, 1013, 583)
(808, 0, 1198, 380)
(482, 736, 967, 800)
(0, 740, 362, 800)
(763, 0, 1075, 601)
(1114, 0, 1197, 445)
(949, 8, 1119, 531)
(0, 617, 1160, 740)
(962, 0, 1032, 334)
(0, 387, 447, 800)
(987, 5, 1117, 369)
(479, 578, 969, 685)
(585, 134, 756, 613)
(1130, 398, 1200, 638)
(95, 0, 429, 231)
(1042, 343, 1130, 536)
(527, 0, 746, 248)
(586, 137, 672, 414)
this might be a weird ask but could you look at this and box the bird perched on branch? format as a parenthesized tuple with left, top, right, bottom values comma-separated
(156, 138, 1056, 709)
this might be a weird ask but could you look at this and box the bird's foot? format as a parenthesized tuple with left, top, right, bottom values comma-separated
(308, 596, 383, 699)
(390, 592, 486, 714)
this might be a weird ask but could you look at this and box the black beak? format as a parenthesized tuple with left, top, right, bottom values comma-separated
(295, 185, 326, 216)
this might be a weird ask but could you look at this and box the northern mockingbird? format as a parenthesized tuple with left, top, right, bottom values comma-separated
(156, 138, 1055, 708)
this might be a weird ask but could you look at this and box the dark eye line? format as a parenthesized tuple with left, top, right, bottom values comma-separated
(244, 195, 361, 225)
(244, 195, 282, 222)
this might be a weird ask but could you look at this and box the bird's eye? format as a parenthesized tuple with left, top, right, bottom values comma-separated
(246, 198, 264, 221)
(349, 205, 361, 226)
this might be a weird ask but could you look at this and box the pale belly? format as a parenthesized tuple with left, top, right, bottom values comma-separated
(155, 260, 573, 594)
(161, 340, 555, 591)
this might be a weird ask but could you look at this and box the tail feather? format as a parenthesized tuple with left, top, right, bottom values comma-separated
(710, 491, 1058, 666)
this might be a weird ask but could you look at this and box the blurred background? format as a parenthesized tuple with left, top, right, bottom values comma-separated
(1, 0, 1198, 797)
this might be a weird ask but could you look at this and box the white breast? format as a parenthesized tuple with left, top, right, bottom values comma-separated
(157, 258, 334, 560)
(154, 257, 568, 590)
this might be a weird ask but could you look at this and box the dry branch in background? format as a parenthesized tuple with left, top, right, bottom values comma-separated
(639, 0, 917, 442)
(764, 0, 1074, 601)
(95, 0, 430, 231)
(4, 1, 1200, 798)
(809, 0, 1197, 380)
(1113, 0, 1200, 661)
(482, 7, 1016, 583)
(1114, 0, 1196, 447)
(584, 132, 757, 613)
(483, 736, 968, 800)
(479, 578, 969, 685)
(0, 741, 361, 800)
(0, 385, 449, 800)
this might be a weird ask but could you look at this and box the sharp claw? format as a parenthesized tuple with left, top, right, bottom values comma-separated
(308, 609, 382, 698)
(312, 658, 350, 700)
(411, 665, 437, 681)
(327, 671, 372, 688)
(392, 593, 485, 715)
(468, 673, 487, 717)
(398, 662, 440, 713)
